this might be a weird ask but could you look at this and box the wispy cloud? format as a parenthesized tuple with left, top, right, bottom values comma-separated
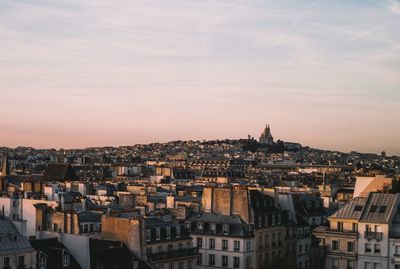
(0, 0, 399, 153)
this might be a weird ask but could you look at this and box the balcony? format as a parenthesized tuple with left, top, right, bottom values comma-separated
(313, 226, 358, 237)
(364, 231, 383, 241)
(148, 248, 198, 261)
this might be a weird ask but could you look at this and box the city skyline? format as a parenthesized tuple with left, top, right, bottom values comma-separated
(1, 0, 400, 154)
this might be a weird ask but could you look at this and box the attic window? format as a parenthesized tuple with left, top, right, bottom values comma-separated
(197, 222, 203, 230)
(223, 224, 229, 234)
(379, 206, 387, 213)
(370, 205, 378, 213)
(354, 206, 363, 211)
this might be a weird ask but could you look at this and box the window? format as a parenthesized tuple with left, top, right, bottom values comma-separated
(197, 222, 203, 230)
(222, 239, 228, 251)
(209, 238, 215, 249)
(332, 258, 338, 269)
(234, 241, 240, 252)
(63, 254, 70, 267)
(278, 214, 281, 225)
(246, 241, 251, 251)
(352, 223, 357, 233)
(197, 253, 202, 265)
(374, 263, 381, 269)
(197, 237, 203, 248)
(354, 206, 363, 211)
(374, 244, 381, 254)
(234, 257, 240, 268)
(146, 229, 151, 241)
(370, 205, 378, 212)
(178, 261, 183, 269)
(299, 244, 303, 253)
(4, 257, 10, 267)
(379, 206, 387, 213)
(166, 227, 171, 239)
(337, 222, 343, 231)
(210, 223, 216, 233)
(365, 262, 371, 269)
(347, 260, 353, 269)
(18, 256, 25, 266)
(265, 234, 269, 248)
(332, 240, 339, 250)
(246, 256, 251, 268)
(187, 261, 192, 269)
(396, 246, 400, 256)
(272, 215, 276, 225)
(365, 243, 372, 253)
(156, 228, 160, 240)
(223, 224, 229, 234)
(39, 257, 47, 269)
(347, 242, 354, 252)
(209, 254, 215, 266)
(395, 265, 400, 269)
(169, 263, 174, 269)
(222, 255, 228, 267)
(258, 216, 262, 227)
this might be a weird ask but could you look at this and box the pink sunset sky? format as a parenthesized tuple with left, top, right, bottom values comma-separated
(0, 0, 399, 155)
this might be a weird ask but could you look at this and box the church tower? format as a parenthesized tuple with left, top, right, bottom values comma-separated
(259, 123, 274, 145)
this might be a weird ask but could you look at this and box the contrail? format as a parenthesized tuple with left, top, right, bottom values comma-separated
(267, 0, 318, 50)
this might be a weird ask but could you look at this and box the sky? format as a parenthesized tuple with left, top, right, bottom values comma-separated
(0, 0, 399, 154)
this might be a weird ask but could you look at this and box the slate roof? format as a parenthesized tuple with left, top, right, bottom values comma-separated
(77, 212, 102, 223)
(43, 164, 78, 181)
(187, 212, 253, 237)
(359, 192, 399, 224)
(187, 212, 244, 225)
(330, 197, 367, 220)
(0, 218, 33, 252)
(30, 238, 82, 269)
(293, 193, 326, 217)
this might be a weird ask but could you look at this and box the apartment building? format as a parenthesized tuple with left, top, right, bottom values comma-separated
(101, 213, 197, 269)
(186, 212, 254, 269)
(314, 192, 400, 269)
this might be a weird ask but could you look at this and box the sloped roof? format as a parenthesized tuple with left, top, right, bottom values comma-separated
(0, 218, 33, 252)
(330, 197, 367, 220)
(187, 212, 244, 225)
(43, 164, 78, 181)
(30, 238, 82, 269)
(359, 192, 399, 224)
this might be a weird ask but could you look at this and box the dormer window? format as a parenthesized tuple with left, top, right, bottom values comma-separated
(210, 223, 216, 233)
(146, 229, 151, 242)
(223, 224, 229, 234)
(307, 201, 312, 209)
(63, 254, 70, 267)
(39, 257, 47, 269)
(197, 222, 203, 230)
(156, 228, 161, 240)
